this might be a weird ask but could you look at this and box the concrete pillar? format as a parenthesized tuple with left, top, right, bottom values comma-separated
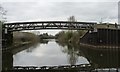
(2, 51, 13, 71)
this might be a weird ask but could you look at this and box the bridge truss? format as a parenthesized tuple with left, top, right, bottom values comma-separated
(4, 21, 97, 31)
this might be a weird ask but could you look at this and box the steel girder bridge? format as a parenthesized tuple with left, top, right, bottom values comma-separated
(2, 21, 96, 48)
(3, 21, 97, 31)
(2, 22, 120, 72)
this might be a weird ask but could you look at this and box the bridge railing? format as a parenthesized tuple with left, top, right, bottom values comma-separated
(3, 64, 119, 72)
(9, 64, 93, 71)
(13, 64, 91, 70)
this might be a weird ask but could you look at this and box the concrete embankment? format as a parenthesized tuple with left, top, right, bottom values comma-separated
(79, 28, 120, 49)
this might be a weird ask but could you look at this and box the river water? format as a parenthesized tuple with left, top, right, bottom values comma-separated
(2, 39, 120, 72)
(13, 39, 89, 67)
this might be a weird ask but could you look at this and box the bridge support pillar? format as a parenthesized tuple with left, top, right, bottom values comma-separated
(2, 27, 13, 48)
(2, 51, 13, 70)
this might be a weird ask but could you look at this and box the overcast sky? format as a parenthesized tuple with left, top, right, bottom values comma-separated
(1, 0, 120, 35)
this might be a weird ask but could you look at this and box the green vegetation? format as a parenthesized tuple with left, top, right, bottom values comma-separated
(55, 30, 87, 45)
(55, 30, 87, 65)
(13, 32, 39, 44)
(39, 33, 56, 39)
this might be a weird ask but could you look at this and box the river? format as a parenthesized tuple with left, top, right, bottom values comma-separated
(13, 39, 89, 67)
(2, 39, 120, 72)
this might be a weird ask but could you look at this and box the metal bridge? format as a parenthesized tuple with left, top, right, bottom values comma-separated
(2, 21, 97, 48)
(4, 21, 97, 31)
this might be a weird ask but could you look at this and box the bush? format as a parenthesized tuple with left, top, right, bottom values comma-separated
(13, 32, 39, 44)
(56, 30, 87, 45)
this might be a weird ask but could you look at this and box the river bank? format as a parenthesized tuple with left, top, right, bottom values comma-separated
(13, 32, 39, 44)
(55, 30, 87, 46)
(3, 32, 39, 51)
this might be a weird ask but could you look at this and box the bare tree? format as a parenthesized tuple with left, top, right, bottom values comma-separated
(68, 16, 77, 22)
(0, 4, 7, 22)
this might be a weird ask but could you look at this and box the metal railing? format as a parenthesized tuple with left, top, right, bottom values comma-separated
(2, 65, 120, 72)
(13, 64, 92, 70)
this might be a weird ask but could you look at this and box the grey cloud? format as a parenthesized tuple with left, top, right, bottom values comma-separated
(1, 0, 120, 3)
(52, 2, 118, 22)
(2, 2, 118, 23)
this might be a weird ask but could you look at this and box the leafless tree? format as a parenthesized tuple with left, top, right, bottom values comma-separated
(0, 4, 7, 22)
(68, 16, 77, 22)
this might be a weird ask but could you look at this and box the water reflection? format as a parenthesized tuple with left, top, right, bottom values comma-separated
(13, 39, 88, 66)
(66, 44, 79, 65)
(25, 40, 48, 53)
(2, 39, 120, 70)
(3, 39, 88, 69)
(79, 45, 120, 68)
(57, 42, 85, 65)
(56, 40, 87, 65)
